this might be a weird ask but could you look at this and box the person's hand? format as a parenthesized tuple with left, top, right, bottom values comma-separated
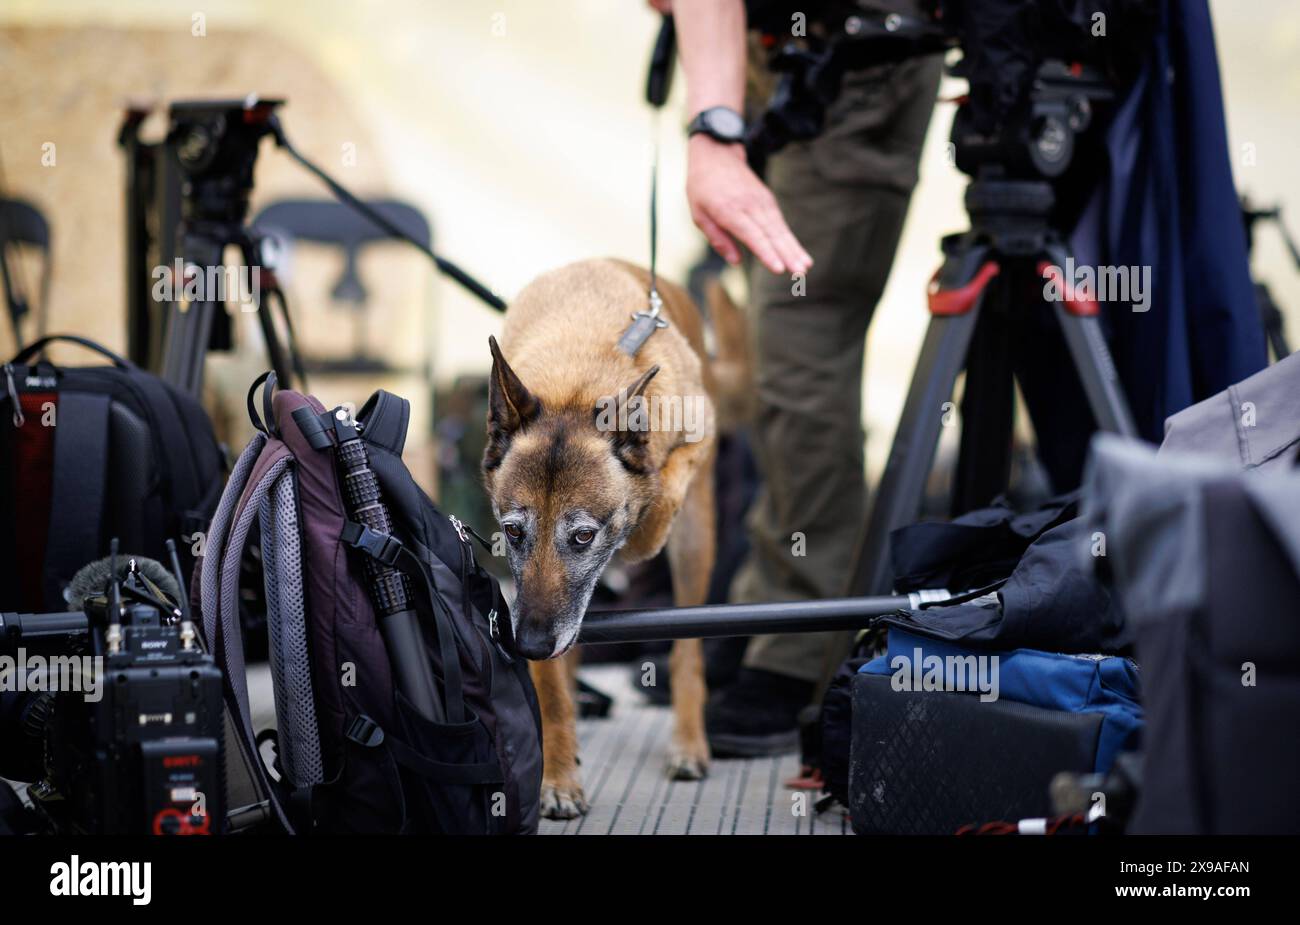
(686, 135, 812, 275)
(647, 0, 672, 12)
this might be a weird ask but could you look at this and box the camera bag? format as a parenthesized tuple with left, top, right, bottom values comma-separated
(197, 374, 542, 834)
(0, 335, 225, 612)
(847, 627, 1143, 835)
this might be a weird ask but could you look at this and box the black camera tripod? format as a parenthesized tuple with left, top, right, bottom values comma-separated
(156, 99, 305, 396)
(844, 171, 1137, 598)
(142, 97, 506, 397)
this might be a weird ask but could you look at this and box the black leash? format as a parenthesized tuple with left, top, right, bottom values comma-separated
(267, 115, 507, 313)
(618, 14, 677, 357)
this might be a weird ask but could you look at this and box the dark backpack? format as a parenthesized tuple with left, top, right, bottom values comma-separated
(0, 334, 225, 612)
(198, 375, 542, 834)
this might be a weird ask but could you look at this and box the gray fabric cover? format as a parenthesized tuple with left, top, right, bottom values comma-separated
(1083, 433, 1300, 834)
(1085, 434, 1300, 616)
(1160, 350, 1300, 472)
(260, 468, 324, 789)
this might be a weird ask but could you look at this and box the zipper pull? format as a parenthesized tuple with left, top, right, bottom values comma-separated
(450, 513, 497, 555)
(4, 364, 24, 428)
(486, 607, 514, 663)
(448, 513, 469, 544)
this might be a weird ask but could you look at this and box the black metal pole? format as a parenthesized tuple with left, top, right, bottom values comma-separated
(118, 107, 153, 367)
(576, 595, 910, 646)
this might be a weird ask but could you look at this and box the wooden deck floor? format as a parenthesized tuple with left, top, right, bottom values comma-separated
(540, 664, 851, 835)
(248, 661, 849, 834)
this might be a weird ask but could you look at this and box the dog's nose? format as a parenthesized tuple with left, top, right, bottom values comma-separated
(514, 620, 557, 660)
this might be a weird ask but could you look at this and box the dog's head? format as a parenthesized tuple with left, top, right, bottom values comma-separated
(481, 336, 659, 660)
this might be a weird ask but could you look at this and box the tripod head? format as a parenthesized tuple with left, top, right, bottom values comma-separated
(953, 59, 1110, 181)
(167, 97, 283, 229)
(745, 0, 1143, 184)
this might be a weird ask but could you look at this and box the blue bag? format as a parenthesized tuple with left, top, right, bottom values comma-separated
(860, 628, 1143, 774)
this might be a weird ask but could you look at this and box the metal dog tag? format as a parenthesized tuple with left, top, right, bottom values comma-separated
(616, 289, 669, 356)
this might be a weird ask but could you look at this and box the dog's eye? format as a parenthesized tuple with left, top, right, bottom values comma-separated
(572, 528, 596, 546)
(503, 523, 524, 541)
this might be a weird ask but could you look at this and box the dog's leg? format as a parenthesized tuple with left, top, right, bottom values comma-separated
(531, 652, 588, 818)
(664, 446, 717, 781)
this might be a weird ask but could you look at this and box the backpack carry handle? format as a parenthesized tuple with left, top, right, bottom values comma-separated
(247, 370, 281, 437)
(9, 334, 132, 369)
(357, 390, 410, 455)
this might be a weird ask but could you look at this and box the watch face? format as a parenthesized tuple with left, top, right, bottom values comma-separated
(708, 108, 745, 139)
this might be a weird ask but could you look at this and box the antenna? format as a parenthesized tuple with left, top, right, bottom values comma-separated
(166, 538, 199, 651)
(106, 537, 124, 655)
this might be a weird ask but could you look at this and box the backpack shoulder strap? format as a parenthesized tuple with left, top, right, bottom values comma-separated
(126, 367, 205, 508)
(358, 390, 409, 455)
(199, 434, 267, 645)
(199, 431, 300, 832)
(42, 390, 111, 608)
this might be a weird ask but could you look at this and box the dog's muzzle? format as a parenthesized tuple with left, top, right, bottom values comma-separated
(513, 613, 582, 660)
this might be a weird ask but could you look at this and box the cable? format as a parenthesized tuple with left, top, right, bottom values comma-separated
(267, 285, 308, 388)
(955, 813, 1087, 836)
(265, 115, 507, 313)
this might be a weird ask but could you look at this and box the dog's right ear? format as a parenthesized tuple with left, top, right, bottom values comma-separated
(484, 335, 541, 471)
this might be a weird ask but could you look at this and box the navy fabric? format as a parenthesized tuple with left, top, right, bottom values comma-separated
(1072, 0, 1266, 442)
(861, 628, 1143, 774)
(889, 491, 1080, 593)
(881, 517, 1130, 655)
(885, 491, 1130, 655)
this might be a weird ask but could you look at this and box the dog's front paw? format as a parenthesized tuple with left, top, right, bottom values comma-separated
(666, 741, 710, 781)
(539, 779, 589, 819)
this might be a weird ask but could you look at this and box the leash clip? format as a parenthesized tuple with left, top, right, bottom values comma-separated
(616, 288, 670, 357)
(638, 288, 669, 325)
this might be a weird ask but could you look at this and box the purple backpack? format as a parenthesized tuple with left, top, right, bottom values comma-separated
(197, 374, 541, 834)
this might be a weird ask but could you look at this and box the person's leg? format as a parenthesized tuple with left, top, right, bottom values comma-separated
(708, 54, 942, 755)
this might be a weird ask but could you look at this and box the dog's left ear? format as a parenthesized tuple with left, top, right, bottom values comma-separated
(603, 365, 659, 473)
(484, 335, 541, 471)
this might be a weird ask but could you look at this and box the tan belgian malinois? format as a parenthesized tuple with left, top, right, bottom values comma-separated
(481, 257, 746, 819)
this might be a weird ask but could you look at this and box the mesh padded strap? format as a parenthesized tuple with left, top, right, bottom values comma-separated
(201, 435, 266, 648)
(216, 454, 295, 830)
(199, 433, 299, 831)
(261, 470, 325, 789)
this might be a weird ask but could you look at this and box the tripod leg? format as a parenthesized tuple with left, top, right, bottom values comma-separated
(843, 255, 996, 597)
(160, 236, 224, 395)
(953, 275, 1015, 515)
(1040, 249, 1138, 437)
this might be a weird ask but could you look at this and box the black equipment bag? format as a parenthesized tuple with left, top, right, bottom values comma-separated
(848, 673, 1103, 834)
(0, 335, 225, 612)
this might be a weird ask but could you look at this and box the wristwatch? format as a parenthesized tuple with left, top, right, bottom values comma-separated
(687, 106, 746, 144)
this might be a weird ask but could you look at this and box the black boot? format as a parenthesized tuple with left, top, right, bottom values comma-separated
(705, 668, 814, 757)
(633, 636, 750, 707)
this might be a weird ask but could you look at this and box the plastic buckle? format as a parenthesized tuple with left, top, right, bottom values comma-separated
(345, 714, 385, 748)
(342, 521, 404, 566)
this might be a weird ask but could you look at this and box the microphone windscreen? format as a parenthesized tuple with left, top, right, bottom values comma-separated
(64, 555, 181, 611)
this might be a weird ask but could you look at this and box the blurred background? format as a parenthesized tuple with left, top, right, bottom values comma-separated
(0, 0, 1296, 497)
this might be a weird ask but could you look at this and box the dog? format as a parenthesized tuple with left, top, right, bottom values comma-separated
(481, 257, 745, 819)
